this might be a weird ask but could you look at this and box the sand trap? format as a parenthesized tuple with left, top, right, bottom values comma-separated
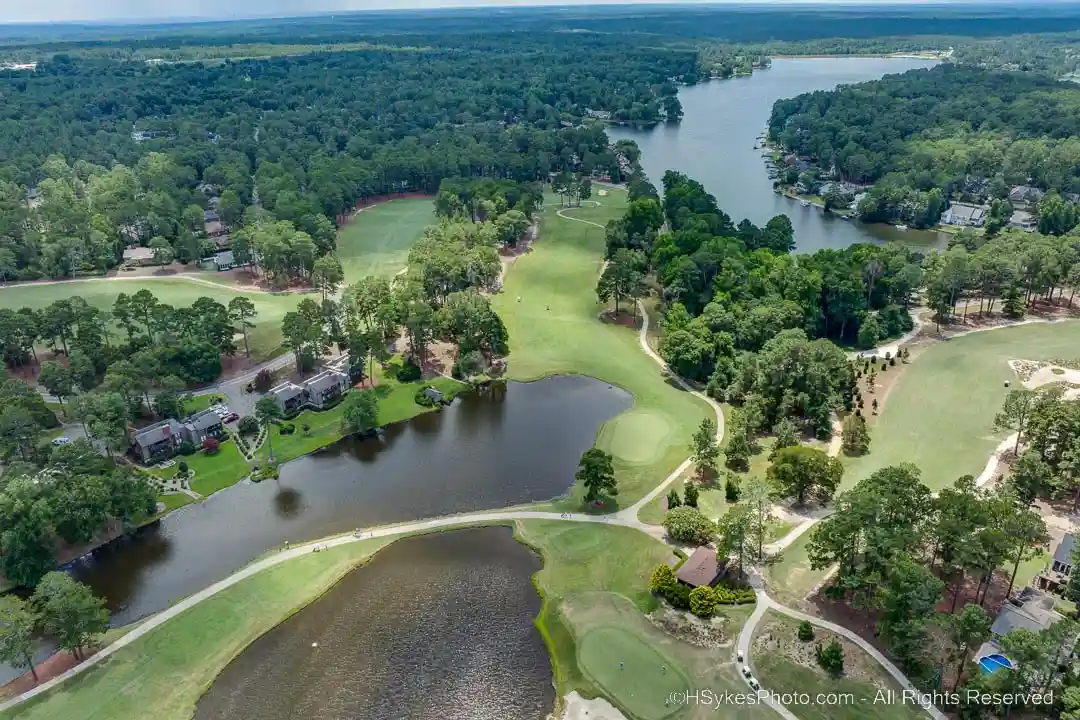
(559, 691, 627, 720)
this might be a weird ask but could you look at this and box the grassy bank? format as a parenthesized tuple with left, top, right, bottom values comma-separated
(516, 520, 764, 720)
(254, 372, 467, 466)
(3, 538, 394, 720)
(493, 193, 712, 509)
(842, 321, 1080, 492)
(336, 198, 433, 283)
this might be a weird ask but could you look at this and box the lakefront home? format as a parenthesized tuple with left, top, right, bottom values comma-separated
(181, 408, 225, 445)
(132, 419, 184, 463)
(941, 202, 988, 227)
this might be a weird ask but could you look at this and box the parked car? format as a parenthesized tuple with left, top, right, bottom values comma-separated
(741, 666, 751, 678)
(52, 436, 72, 446)
(222, 412, 240, 423)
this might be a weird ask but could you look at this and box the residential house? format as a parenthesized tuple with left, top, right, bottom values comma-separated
(422, 387, 445, 404)
(122, 246, 155, 265)
(1009, 210, 1036, 232)
(204, 209, 226, 238)
(181, 408, 224, 446)
(270, 382, 307, 415)
(941, 202, 989, 227)
(584, 108, 612, 121)
(1036, 533, 1076, 594)
(327, 355, 365, 383)
(1008, 185, 1046, 206)
(675, 547, 728, 588)
(212, 251, 235, 271)
(132, 419, 184, 463)
(975, 587, 1068, 666)
(303, 369, 350, 409)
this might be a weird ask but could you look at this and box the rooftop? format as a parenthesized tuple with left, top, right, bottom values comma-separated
(676, 547, 723, 588)
(270, 382, 305, 402)
(304, 369, 347, 394)
(122, 246, 154, 261)
(991, 587, 1062, 637)
(1054, 533, 1077, 567)
(185, 407, 223, 432)
(132, 419, 183, 448)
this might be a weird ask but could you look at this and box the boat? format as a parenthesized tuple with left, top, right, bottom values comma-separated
(894, 224, 908, 231)
(800, 200, 811, 208)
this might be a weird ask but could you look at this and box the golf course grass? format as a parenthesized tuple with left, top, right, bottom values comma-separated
(0, 279, 299, 362)
(515, 520, 764, 720)
(336, 198, 433, 283)
(493, 193, 713, 509)
(3, 538, 394, 720)
(843, 320, 1080, 492)
(765, 531, 827, 607)
(752, 613, 926, 720)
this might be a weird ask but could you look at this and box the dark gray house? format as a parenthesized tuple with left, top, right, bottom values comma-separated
(182, 408, 225, 445)
(1037, 533, 1076, 594)
(132, 419, 184, 463)
(303, 369, 349, 409)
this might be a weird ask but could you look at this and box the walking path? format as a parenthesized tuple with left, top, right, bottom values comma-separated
(12, 198, 1020, 718)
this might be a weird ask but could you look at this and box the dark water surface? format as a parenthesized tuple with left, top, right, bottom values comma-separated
(72, 376, 630, 626)
(194, 527, 552, 720)
(607, 57, 949, 252)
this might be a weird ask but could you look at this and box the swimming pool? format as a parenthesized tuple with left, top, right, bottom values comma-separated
(978, 653, 1015, 674)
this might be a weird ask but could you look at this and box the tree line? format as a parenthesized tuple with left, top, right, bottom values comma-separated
(769, 64, 1080, 230)
(0, 33, 696, 280)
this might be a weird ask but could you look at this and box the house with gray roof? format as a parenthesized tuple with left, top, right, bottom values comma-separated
(1036, 532, 1076, 594)
(270, 382, 307, 415)
(132, 419, 184, 463)
(181, 408, 224, 446)
(942, 202, 988, 227)
(1008, 185, 1046, 206)
(1009, 210, 1036, 232)
(302, 369, 349, 409)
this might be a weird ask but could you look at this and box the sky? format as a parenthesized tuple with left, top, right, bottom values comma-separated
(0, 0, 1012, 26)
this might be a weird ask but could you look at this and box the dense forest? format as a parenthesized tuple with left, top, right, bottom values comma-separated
(0, 34, 689, 280)
(769, 64, 1080, 228)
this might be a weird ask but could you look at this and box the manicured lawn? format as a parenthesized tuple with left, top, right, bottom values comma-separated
(336, 199, 433, 283)
(255, 370, 468, 466)
(516, 520, 764, 720)
(149, 440, 251, 497)
(752, 613, 926, 720)
(493, 194, 712, 509)
(578, 624, 689, 720)
(765, 531, 829, 607)
(4, 539, 394, 720)
(842, 321, 1080, 492)
(184, 392, 227, 415)
(156, 493, 197, 514)
(0, 279, 299, 362)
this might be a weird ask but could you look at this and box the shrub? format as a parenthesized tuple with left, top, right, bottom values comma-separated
(725, 475, 741, 503)
(689, 586, 718, 617)
(712, 583, 756, 605)
(683, 482, 699, 508)
(396, 359, 422, 382)
(278, 423, 296, 436)
(797, 620, 815, 642)
(663, 507, 716, 545)
(178, 440, 196, 456)
(253, 369, 274, 393)
(201, 436, 220, 454)
(649, 564, 678, 594)
(663, 582, 692, 610)
(238, 416, 259, 435)
(666, 488, 681, 509)
(816, 639, 844, 677)
(177, 460, 189, 475)
(889, 356, 896, 366)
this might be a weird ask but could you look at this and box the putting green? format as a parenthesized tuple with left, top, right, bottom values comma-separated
(578, 625, 688, 720)
(603, 409, 676, 465)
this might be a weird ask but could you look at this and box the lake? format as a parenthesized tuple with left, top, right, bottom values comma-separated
(71, 375, 630, 626)
(194, 527, 553, 720)
(607, 57, 948, 252)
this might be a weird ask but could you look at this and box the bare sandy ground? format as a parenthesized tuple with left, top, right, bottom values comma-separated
(559, 691, 627, 720)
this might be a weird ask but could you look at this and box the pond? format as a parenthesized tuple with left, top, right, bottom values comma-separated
(71, 375, 631, 626)
(194, 527, 553, 720)
(607, 56, 949, 253)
